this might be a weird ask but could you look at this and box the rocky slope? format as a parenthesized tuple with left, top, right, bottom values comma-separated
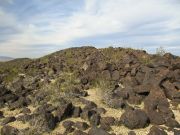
(0, 46, 179, 135)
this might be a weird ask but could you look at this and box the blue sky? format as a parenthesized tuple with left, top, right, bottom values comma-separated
(0, 0, 180, 57)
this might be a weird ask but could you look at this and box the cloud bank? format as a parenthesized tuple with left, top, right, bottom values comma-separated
(0, 0, 180, 57)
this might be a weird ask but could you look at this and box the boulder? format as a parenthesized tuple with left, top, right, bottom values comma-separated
(147, 110, 165, 125)
(55, 102, 74, 121)
(74, 122, 89, 131)
(134, 85, 150, 95)
(3, 93, 18, 103)
(100, 117, 115, 126)
(111, 70, 119, 80)
(88, 127, 110, 135)
(1, 126, 20, 135)
(83, 101, 97, 111)
(0, 85, 9, 96)
(64, 126, 75, 134)
(108, 98, 126, 109)
(73, 130, 88, 135)
(128, 131, 136, 135)
(158, 106, 174, 119)
(62, 120, 75, 129)
(162, 80, 179, 100)
(1, 116, 16, 125)
(35, 103, 56, 113)
(100, 124, 112, 131)
(9, 97, 28, 110)
(29, 112, 56, 132)
(174, 129, 180, 135)
(96, 107, 106, 114)
(0, 111, 4, 119)
(73, 106, 82, 117)
(120, 109, 149, 129)
(80, 110, 95, 121)
(165, 118, 180, 128)
(114, 88, 129, 99)
(90, 113, 101, 126)
(128, 95, 143, 105)
(102, 70, 111, 80)
(147, 126, 167, 135)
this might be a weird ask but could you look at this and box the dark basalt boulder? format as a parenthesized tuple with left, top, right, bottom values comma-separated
(1, 116, 16, 125)
(111, 70, 120, 81)
(128, 94, 143, 105)
(100, 117, 115, 131)
(35, 103, 56, 114)
(113, 88, 129, 99)
(83, 101, 97, 111)
(144, 87, 169, 112)
(174, 129, 180, 135)
(100, 117, 115, 126)
(158, 106, 174, 119)
(101, 70, 111, 80)
(73, 106, 82, 117)
(64, 126, 75, 134)
(62, 120, 75, 129)
(88, 127, 110, 135)
(10, 76, 37, 96)
(162, 80, 179, 100)
(100, 123, 112, 131)
(95, 107, 106, 114)
(80, 110, 96, 121)
(73, 130, 88, 135)
(9, 97, 28, 110)
(29, 112, 56, 132)
(165, 118, 180, 128)
(120, 109, 149, 129)
(128, 131, 136, 135)
(2, 93, 18, 103)
(1, 126, 20, 135)
(147, 126, 168, 135)
(0, 111, 4, 119)
(90, 113, 101, 126)
(74, 122, 89, 131)
(0, 85, 9, 96)
(133, 85, 150, 95)
(107, 98, 126, 109)
(55, 102, 74, 121)
(147, 110, 165, 125)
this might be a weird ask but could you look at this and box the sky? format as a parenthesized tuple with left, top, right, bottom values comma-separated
(0, 0, 180, 58)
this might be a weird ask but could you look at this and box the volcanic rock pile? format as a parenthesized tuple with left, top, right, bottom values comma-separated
(0, 47, 179, 135)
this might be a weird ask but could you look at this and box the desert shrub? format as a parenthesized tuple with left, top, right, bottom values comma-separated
(156, 46, 166, 56)
(101, 47, 123, 63)
(93, 78, 116, 106)
(138, 56, 151, 65)
(43, 72, 80, 106)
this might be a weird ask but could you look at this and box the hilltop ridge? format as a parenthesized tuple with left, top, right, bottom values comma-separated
(0, 46, 179, 135)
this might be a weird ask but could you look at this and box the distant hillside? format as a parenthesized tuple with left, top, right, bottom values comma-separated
(0, 56, 14, 61)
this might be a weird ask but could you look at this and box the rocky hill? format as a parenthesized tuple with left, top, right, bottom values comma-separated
(0, 46, 179, 135)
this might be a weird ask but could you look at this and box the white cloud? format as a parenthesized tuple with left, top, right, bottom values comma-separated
(0, 0, 180, 57)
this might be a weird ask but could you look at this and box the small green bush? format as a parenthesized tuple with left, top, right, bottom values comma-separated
(156, 46, 166, 56)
